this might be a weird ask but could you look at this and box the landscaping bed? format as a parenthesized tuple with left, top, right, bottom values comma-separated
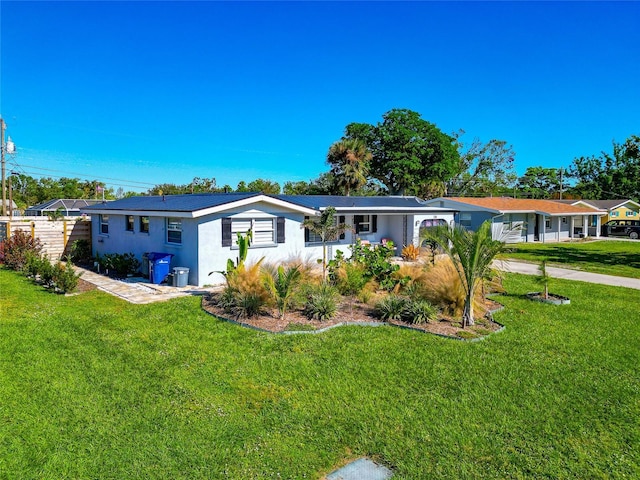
(202, 293, 503, 339)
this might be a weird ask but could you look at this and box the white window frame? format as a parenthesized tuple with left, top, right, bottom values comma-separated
(358, 215, 372, 233)
(612, 211, 619, 217)
(167, 217, 182, 244)
(100, 214, 109, 235)
(626, 210, 635, 217)
(545, 217, 551, 229)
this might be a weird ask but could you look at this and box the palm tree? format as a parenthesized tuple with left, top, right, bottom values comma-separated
(326, 138, 372, 196)
(423, 221, 507, 328)
(263, 264, 301, 320)
(302, 206, 350, 280)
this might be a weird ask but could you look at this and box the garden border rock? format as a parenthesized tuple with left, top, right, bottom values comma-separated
(526, 292, 571, 305)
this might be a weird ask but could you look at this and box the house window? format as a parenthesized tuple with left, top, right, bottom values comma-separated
(562, 217, 567, 224)
(125, 215, 134, 232)
(612, 211, 619, 217)
(100, 214, 109, 234)
(304, 215, 346, 243)
(223, 217, 285, 247)
(140, 216, 150, 233)
(590, 215, 598, 227)
(167, 217, 182, 244)
(354, 215, 377, 234)
(460, 212, 472, 228)
(545, 217, 551, 229)
(626, 211, 636, 217)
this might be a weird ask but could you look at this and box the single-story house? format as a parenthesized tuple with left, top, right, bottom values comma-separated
(25, 199, 103, 217)
(552, 199, 640, 224)
(1, 200, 19, 217)
(83, 193, 455, 286)
(423, 197, 607, 242)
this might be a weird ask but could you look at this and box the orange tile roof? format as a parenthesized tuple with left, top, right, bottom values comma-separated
(446, 197, 605, 215)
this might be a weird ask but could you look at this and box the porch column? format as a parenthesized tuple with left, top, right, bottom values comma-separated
(570, 216, 575, 238)
(583, 215, 588, 237)
(542, 216, 546, 243)
(595, 215, 601, 238)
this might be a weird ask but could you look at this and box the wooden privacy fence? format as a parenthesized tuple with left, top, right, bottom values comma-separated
(0, 217, 92, 261)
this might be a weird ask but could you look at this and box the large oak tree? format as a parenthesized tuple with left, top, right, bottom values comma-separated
(344, 109, 460, 196)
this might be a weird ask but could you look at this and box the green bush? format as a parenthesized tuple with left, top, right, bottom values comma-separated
(68, 239, 92, 263)
(404, 299, 438, 325)
(231, 290, 266, 319)
(303, 283, 339, 321)
(38, 256, 55, 288)
(375, 295, 438, 324)
(97, 252, 140, 276)
(0, 230, 43, 271)
(52, 261, 82, 293)
(374, 295, 407, 321)
(23, 251, 42, 278)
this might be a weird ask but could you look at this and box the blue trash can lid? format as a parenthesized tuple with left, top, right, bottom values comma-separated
(148, 252, 174, 261)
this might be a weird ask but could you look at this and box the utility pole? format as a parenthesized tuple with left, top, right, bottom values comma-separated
(559, 167, 563, 200)
(1, 118, 6, 216)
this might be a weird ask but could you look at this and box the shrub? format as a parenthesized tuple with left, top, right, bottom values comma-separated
(335, 262, 368, 297)
(52, 261, 82, 293)
(232, 290, 266, 318)
(350, 240, 404, 291)
(419, 257, 487, 319)
(218, 261, 270, 319)
(0, 230, 43, 271)
(262, 264, 302, 320)
(401, 244, 420, 262)
(23, 251, 42, 278)
(404, 299, 438, 324)
(38, 256, 55, 288)
(96, 252, 140, 276)
(68, 239, 92, 263)
(374, 295, 408, 321)
(303, 283, 339, 321)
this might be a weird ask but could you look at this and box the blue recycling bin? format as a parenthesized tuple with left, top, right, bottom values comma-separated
(147, 252, 174, 284)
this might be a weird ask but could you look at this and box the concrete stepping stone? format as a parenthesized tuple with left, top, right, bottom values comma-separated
(326, 457, 393, 480)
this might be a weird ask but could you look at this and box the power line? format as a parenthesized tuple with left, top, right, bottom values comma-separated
(11, 162, 158, 187)
(7, 161, 150, 192)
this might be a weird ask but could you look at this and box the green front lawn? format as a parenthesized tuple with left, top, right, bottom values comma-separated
(499, 239, 640, 278)
(1, 269, 639, 479)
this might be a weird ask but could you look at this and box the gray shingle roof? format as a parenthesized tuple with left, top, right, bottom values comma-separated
(83, 193, 259, 212)
(82, 193, 451, 214)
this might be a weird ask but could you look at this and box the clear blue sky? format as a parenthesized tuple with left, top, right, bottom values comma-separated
(1, 1, 638, 194)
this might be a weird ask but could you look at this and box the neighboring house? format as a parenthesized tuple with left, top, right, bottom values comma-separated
(1, 200, 19, 217)
(83, 193, 455, 286)
(553, 199, 640, 224)
(25, 199, 103, 217)
(423, 197, 607, 242)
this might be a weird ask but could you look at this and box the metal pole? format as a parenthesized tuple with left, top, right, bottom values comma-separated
(8, 175, 13, 220)
(1, 118, 6, 216)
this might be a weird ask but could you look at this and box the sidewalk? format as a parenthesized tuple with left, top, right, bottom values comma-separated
(76, 267, 219, 304)
(493, 260, 640, 290)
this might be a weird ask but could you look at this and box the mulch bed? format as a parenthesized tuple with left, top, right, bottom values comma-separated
(74, 278, 98, 293)
(201, 294, 504, 339)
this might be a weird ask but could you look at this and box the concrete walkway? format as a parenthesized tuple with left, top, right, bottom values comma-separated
(493, 260, 640, 290)
(76, 267, 218, 304)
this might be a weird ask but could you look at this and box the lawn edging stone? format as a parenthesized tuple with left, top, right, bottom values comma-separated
(526, 292, 571, 305)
